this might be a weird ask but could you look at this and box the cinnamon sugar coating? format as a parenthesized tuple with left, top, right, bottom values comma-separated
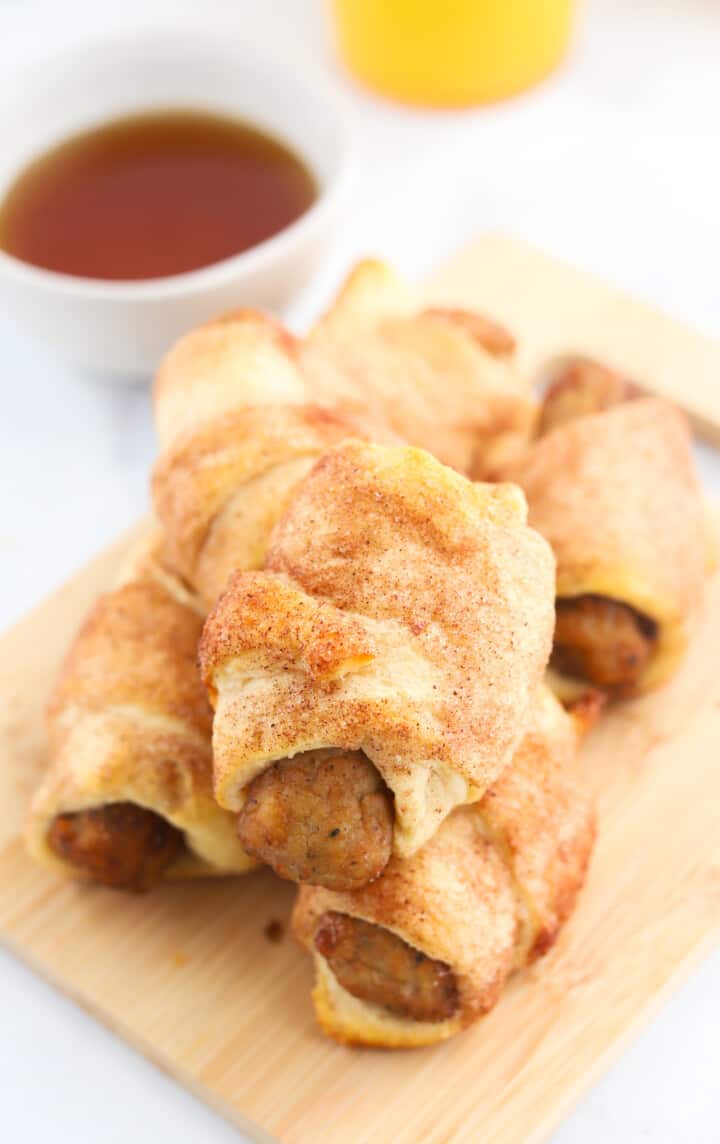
(151, 261, 534, 608)
(200, 440, 555, 863)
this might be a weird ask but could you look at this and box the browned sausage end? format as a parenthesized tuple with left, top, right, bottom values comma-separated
(48, 802, 182, 891)
(553, 595, 657, 692)
(315, 911, 459, 1024)
(237, 750, 394, 891)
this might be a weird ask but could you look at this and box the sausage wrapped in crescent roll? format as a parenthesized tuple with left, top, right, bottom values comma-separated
(499, 362, 709, 696)
(200, 440, 555, 891)
(292, 688, 595, 1048)
(26, 534, 255, 890)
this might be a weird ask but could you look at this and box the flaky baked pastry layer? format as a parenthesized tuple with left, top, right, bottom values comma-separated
(200, 439, 555, 860)
(501, 396, 709, 693)
(301, 259, 536, 477)
(292, 688, 595, 1048)
(152, 310, 372, 608)
(151, 261, 533, 607)
(26, 532, 256, 882)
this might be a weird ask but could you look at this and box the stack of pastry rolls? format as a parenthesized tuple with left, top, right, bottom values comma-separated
(37, 261, 719, 1050)
(27, 262, 542, 888)
(292, 687, 594, 1046)
(200, 439, 556, 887)
(150, 259, 535, 609)
(198, 439, 595, 1047)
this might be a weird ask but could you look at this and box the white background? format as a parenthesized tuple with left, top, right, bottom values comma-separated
(0, 1, 718, 1140)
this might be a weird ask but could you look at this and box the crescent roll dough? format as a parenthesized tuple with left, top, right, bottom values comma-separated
(152, 311, 372, 608)
(501, 393, 708, 693)
(26, 532, 256, 886)
(292, 688, 595, 1048)
(200, 440, 556, 863)
(151, 262, 533, 607)
(301, 259, 536, 477)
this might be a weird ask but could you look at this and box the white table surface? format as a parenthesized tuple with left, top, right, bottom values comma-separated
(1, 1, 718, 1141)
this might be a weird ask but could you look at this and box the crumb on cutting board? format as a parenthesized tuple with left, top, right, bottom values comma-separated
(264, 919, 284, 944)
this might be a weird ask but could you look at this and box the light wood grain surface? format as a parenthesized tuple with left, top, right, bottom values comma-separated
(1, 237, 719, 1144)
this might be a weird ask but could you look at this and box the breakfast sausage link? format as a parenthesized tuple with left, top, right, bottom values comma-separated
(237, 750, 393, 891)
(553, 595, 657, 692)
(538, 360, 641, 436)
(315, 911, 459, 1024)
(48, 802, 182, 891)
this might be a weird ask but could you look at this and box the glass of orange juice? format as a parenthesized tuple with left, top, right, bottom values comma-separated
(329, 0, 575, 108)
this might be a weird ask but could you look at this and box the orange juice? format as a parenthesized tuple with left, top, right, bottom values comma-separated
(330, 0, 575, 107)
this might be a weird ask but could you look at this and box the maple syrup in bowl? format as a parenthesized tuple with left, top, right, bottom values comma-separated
(0, 110, 318, 282)
(0, 33, 347, 378)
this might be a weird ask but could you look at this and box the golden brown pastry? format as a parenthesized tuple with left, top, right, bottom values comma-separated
(25, 533, 256, 890)
(500, 361, 709, 696)
(292, 688, 595, 1048)
(301, 259, 536, 477)
(200, 440, 556, 890)
(151, 262, 533, 609)
(536, 360, 642, 436)
(152, 311, 371, 608)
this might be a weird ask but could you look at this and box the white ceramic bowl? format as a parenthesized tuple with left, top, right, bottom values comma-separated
(0, 32, 348, 379)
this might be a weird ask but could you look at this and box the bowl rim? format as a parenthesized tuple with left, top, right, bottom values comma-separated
(0, 28, 350, 300)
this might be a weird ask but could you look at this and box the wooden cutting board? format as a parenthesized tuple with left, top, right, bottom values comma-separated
(1, 236, 719, 1144)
